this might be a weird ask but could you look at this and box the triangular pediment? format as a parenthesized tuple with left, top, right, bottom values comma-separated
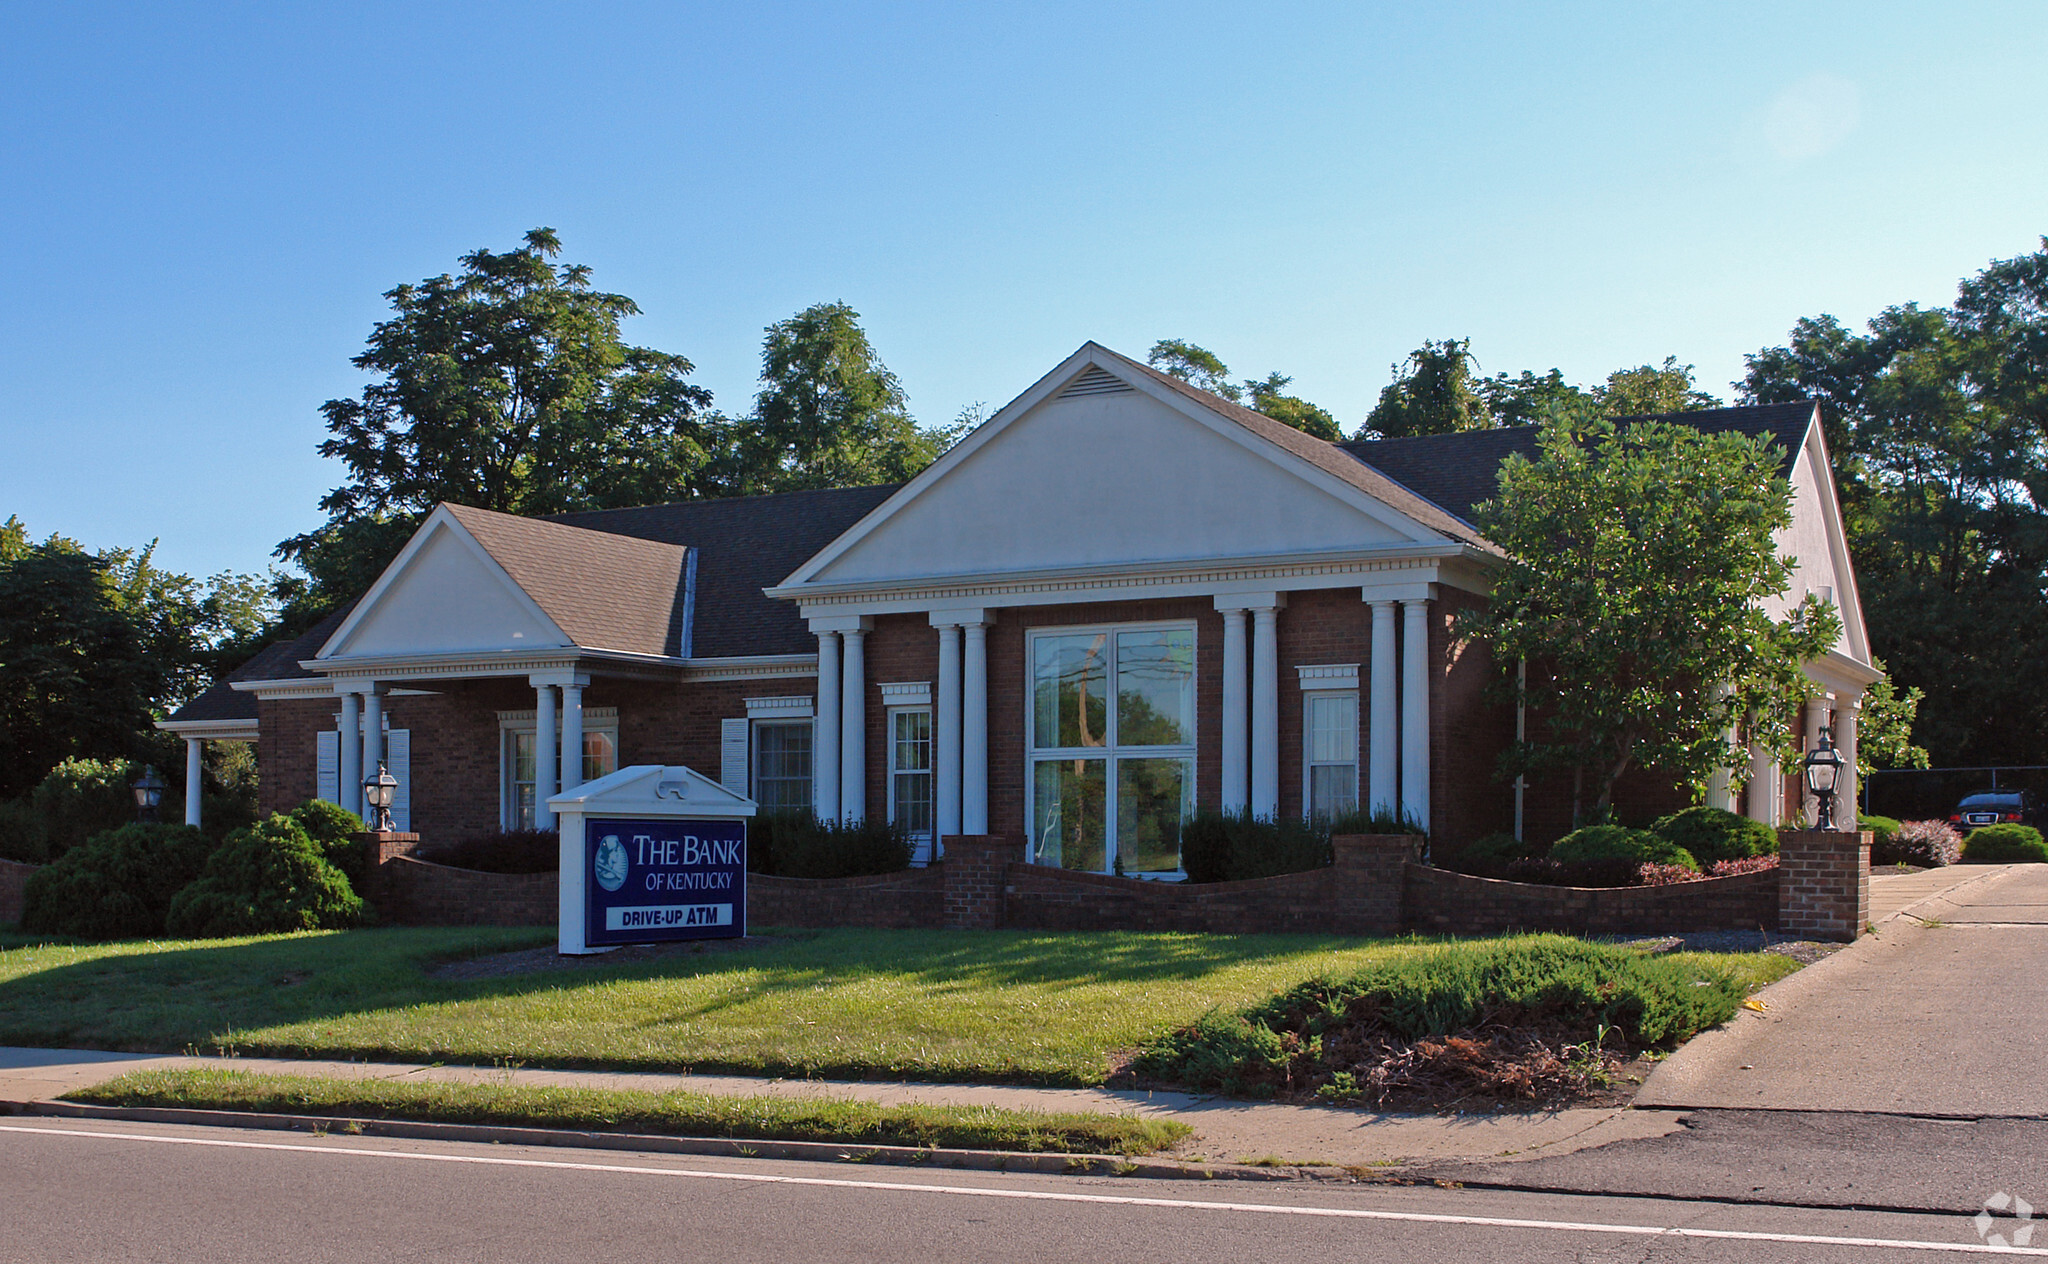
(318, 508, 573, 659)
(781, 345, 1461, 591)
(1766, 416, 1871, 665)
(550, 764, 756, 815)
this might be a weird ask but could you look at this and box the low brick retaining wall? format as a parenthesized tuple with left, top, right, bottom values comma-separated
(748, 866, 944, 929)
(0, 858, 38, 927)
(1403, 865, 1781, 937)
(377, 855, 558, 927)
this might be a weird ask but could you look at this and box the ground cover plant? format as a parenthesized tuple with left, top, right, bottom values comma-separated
(0, 925, 1798, 1088)
(1960, 823, 2048, 864)
(69, 1068, 1187, 1156)
(1131, 935, 1792, 1108)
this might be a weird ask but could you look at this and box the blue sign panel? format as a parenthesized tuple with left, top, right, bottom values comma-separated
(584, 816, 747, 945)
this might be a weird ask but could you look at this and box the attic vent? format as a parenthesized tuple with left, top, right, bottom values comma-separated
(1058, 365, 1133, 398)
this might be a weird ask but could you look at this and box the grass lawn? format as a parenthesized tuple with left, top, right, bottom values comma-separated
(0, 926, 1801, 1086)
(69, 1068, 1189, 1155)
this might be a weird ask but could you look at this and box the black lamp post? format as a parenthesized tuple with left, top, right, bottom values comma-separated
(131, 766, 165, 824)
(1804, 731, 1845, 832)
(363, 764, 399, 833)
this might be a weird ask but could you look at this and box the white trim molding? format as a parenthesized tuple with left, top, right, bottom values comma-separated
(1295, 663, 1360, 690)
(745, 695, 816, 719)
(878, 681, 933, 706)
(155, 717, 262, 741)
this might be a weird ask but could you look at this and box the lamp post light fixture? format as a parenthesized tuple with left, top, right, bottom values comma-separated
(1804, 730, 1845, 832)
(363, 764, 399, 833)
(131, 766, 166, 824)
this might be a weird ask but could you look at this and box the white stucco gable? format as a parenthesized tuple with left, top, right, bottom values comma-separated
(779, 344, 1465, 593)
(317, 506, 572, 660)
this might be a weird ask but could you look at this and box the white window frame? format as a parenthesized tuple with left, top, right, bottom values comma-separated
(886, 703, 935, 861)
(1024, 619, 1198, 876)
(1297, 665, 1360, 822)
(498, 707, 619, 831)
(750, 716, 815, 815)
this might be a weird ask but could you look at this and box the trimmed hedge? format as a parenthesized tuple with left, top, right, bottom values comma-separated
(287, 799, 368, 887)
(165, 814, 363, 938)
(1550, 825, 1698, 872)
(1961, 823, 2048, 864)
(421, 829, 559, 875)
(1439, 832, 1533, 878)
(1651, 806, 1777, 865)
(19, 823, 216, 940)
(1132, 936, 1753, 1096)
(1180, 811, 1332, 883)
(748, 811, 912, 879)
(1859, 813, 1903, 855)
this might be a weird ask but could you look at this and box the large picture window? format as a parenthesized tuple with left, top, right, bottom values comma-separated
(1028, 624, 1196, 875)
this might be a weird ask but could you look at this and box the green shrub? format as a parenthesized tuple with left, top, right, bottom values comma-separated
(0, 798, 48, 864)
(164, 814, 363, 938)
(1651, 806, 1777, 865)
(748, 812, 912, 879)
(1439, 832, 1533, 877)
(1960, 823, 2048, 864)
(288, 799, 367, 886)
(1132, 936, 1752, 1095)
(1179, 811, 1331, 883)
(30, 758, 154, 859)
(18, 823, 217, 940)
(1324, 806, 1426, 836)
(1550, 824, 1698, 872)
(1882, 819, 1962, 868)
(1858, 813, 1903, 854)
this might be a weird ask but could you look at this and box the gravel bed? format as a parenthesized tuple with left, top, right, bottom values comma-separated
(1612, 929, 1842, 964)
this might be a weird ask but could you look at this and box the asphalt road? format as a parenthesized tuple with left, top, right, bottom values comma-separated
(1, 1115, 2035, 1263)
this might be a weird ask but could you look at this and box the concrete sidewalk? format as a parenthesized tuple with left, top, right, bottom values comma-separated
(1641, 863, 2048, 1118)
(0, 1045, 1685, 1169)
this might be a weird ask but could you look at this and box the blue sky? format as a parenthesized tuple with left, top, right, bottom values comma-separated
(4, 1, 2045, 580)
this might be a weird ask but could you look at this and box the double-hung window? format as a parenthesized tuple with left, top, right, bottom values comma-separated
(752, 719, 814, 815)
(501, 708, 618, 830)
(1027, 624, 1196, 875)
(1304, 691, 1360, 819)
(888, 706, 934, 857)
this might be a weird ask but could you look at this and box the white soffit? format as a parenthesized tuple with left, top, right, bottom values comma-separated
(787, 349, 1435, 589)
(318, 510, 572, 659)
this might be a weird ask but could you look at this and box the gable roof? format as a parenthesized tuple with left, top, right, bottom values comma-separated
(1339, 401, 1819, 525)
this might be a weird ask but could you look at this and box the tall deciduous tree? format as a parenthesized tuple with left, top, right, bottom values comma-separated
(733, 302, 958, 492)
(1461, 416, 1838, 820)
(1147, 340, 1241, 401)
(1361, 339, 1493, 439)
(278, 228, 718, 624)
(1145, 341, 1342, 439)
(1597, 356, 1722, 416)
(1243, 372, 1342, 440)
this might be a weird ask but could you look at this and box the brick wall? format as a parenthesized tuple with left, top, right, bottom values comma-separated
(861, 612, 941, 824)
(0, 858, 37, 926)
(1777, 830, 1870, 942)
(259, 697, 335, 817)
(375, 855, 558, 926)
(1428, 586, 1515, 850)
(749, 866, 944, 929)
(1403, 864, 1781, 937)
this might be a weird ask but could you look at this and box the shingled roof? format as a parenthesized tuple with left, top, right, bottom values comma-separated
(1340, 401, 1818, 527)
(163, 602, 355, 723)
(440, 504, 690, 658)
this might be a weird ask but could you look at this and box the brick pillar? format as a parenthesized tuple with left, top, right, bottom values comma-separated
(1332, 834, 1421, 935)
(357, 830, 420, 908)
(941, 835, 1018, 930)
(1777, 830, 1870, 942)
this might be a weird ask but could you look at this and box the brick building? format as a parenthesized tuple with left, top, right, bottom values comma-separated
(161, 343, 1879, 873)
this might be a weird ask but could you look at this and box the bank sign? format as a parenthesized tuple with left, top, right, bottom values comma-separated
(583, 816, 747, 945)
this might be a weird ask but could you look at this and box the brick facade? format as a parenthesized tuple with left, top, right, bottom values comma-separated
(1777, 830, 1871, 942)
(1404, 864, 1781, 937)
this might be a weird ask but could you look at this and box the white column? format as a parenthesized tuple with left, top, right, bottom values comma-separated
(1220, 607, 1249, 814)
(840, 628, 867, 823)
(935, 623, 963, 840)
(184, 737, 204, 829)
(1839, 698, 1861, 823)
(1747, 737, 1779, 826)
(338, 690, 362, 818)
(962, 621, 989, 834)
(361, 688, 385, 817)
(534, 684, 558, 828)
(1368, 600, 1398, 816)
(1400, 599, 1431, 831)
(560, 680, 585, 795)
(814, 632, 841, 821)
(1250, 606, 1280, 818)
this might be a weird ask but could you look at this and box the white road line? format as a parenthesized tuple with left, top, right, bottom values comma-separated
(1, 1122, 2032, 1257)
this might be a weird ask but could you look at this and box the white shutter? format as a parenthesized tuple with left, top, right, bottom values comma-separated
(316, 730, 339, 805)
(386, 729, 411, 832)
(720, 718, 750, 795)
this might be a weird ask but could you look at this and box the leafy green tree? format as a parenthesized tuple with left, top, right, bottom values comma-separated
(1242, 372, 1342, 440)
(1146, 339, 1241, 401)
(732, 302, 958, 493)
(1856, 658, 1929, 777)
(278, 228, 719, 623)
(1596, 357, 1722, 415)
(1361, 339, 1493, 439)
(1461, 416, 1839, 820)
(1478, 368, 1599, 428)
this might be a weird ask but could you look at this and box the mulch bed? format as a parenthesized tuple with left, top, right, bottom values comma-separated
(430, 936, 788, 981)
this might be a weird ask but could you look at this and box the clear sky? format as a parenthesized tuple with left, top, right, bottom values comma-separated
(4, 1, 2044, 580)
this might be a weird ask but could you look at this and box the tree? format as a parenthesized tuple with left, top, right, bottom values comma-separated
(1478, 368, 1598, 428)
(1361, 339, 1493, 439)
(1242, 372, 1342, 441)
(278, 228, 719, 622)
(1596, 356, 1722, 416)
(1460, 416, 1839, 821)
(1146, 340, 1241, 402)
(732, 302, 959, 493)
(1857, 657, 1929, 777)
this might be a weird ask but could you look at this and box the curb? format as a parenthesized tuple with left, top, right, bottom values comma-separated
(12, 1099, 1333, 1183)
